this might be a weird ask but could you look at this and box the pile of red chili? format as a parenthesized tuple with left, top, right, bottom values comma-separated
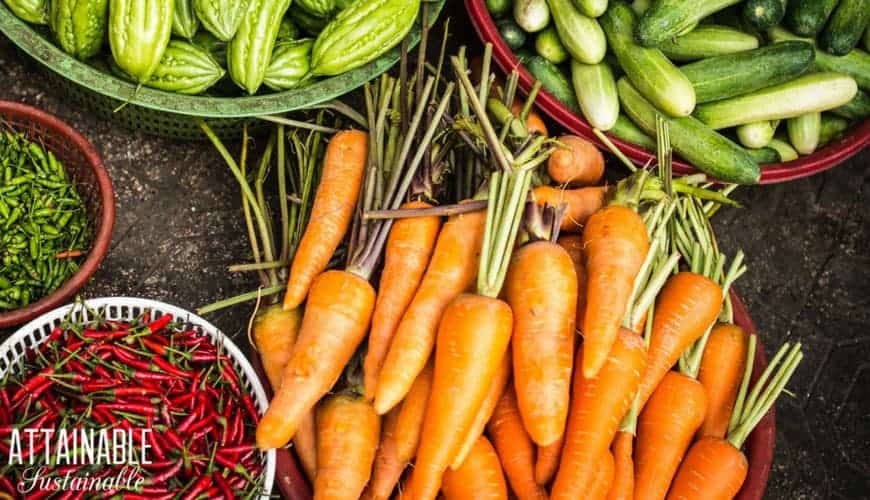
(0, 306, 265, 499)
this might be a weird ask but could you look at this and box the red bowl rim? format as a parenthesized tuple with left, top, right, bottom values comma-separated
(465, 0, 870, 184)
(0, 101, 115, 329)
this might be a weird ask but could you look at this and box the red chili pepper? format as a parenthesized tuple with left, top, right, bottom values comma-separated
(11, 367, 54, 402)
(0, 387, 10, 410)
(45, 326, 63, 344)
(170, 393, 194, 408)
(141, 337, 168, 356)
(181, 474, 213, 500)
(0, 475, 15, 494)
(185, 414, 213, 436)
(98, 403, 159, 416)
(39, 392, 61, 414)
(151, 355, 191, 378)
(212, 472, 235, 500)
(148, 314, 174, 333)
(240, 394, 259, 424)
(81, 380, 117, 393)
(130, 370, 175, 382)
(190, 352, 225, 362)
(163, 428, 184, 451)
(25, 487, 53, 500)
(146, 428, 166, 461)
(219, 362, 242, 396)
(218, 444, 254, 455)
(228, 407, 242, 444)
(66, 359, 92, 376)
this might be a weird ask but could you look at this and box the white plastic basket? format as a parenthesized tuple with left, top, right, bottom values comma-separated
(0, 296, 276, 498)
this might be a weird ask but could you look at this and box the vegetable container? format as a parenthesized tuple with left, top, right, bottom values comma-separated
(0, 297, 277, 496)
(0, 101, 114, 329)
(0, 0, 445, 140)
(465, 0, 870, 184)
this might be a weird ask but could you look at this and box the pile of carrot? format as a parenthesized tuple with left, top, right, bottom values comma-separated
(203, 35, 802, 500)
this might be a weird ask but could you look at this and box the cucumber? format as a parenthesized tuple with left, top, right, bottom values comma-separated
(514, 0, 550, 33)
(865, 26, 870, 51)
(820, 0, 870, 56)
(486, 0, 510, 17)
(679, 41, 814, 103)
(736, 120, 777, 148)
(546, 0, 606, 63)
(787, 0, 838, 37)
(769, 27, 870, 90)
(743, 146, 781, 164)
(514, 49, 534, 65)
(743, 0, 786, 30)
(831, 89, 870, 119)
(694, 73, 858, 129)
(819, 114, 852, 145)
(525, 56, 582, 113)
(498, 18, 526, 50)
(573, 0, 607, 17)
(570, 60, 619, 130)
(609, 113, 657, 149)
(767, 138, 799, 161)
(631, 0, 650, 15)
(786, 112, 821, 154)
(535, 26, 569, 64)
(617, 77, 760, 184)
(635, 0, 742, 47)
(600, 2, 695, 116)
(658, 25, 759, 62)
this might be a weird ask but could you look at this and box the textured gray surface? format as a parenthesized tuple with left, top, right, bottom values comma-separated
(2, 6, 870, 498)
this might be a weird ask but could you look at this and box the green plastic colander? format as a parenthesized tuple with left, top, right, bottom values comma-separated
(0, 0, 445, 139)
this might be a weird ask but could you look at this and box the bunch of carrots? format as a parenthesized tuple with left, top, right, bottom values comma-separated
(201, 29, 803, 500)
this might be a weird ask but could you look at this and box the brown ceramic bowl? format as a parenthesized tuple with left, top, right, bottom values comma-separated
(0, 101, 115, 329)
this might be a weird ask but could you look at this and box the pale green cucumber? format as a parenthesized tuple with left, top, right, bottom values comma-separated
(736, 120, 777, 149)
(570, 60, 619, 130)
(787, 112, 821, 154)
(768, 27, 870, 91)
(547, 0, 606, 63)
(767, 138, 799, 161)
(659, 25, 759, 61)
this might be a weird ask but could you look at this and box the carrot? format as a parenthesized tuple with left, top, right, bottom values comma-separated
(294, 410, 318, 482)
(550, 328, 647, 499)
(634, 272, 723, 411)
(697, 323, 749, 439)
(557, 234, 587, 332)
(532, 186, 607, 233)
(505, 240, 577, 446)
(487, 384, 548, 500)
(534, 437, 562, 486)
(283, 130, 369, 310)
(605, 431, 634, 500)
(374, 208, 487, 415)
(364, 200, 442, 400)
(441, 436, 508, 500)
(634, 371, 707, 500)
(547, 135, 605, 187)
(394, 357, 435, 463)
(580, 205, 649, 378)
(667, 437, 747, 500)
(407, 294, 513, 500)
(364, 407, 403, 500)
(451, 352, 511, 468)
(587, 450, 615, 500)
(511, 101, 548, 136)
(314, 394, 380, 500)
(253, 305, 302, 392)
(257, 270, 376, 449)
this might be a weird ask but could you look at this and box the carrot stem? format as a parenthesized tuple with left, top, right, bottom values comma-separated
(301, 100, 367, 129)
(257, 115, 338, 134)
(196, 284, 287, 315)
(519, 81, 543, 125)
(277, 125, 290, 263)
(228, 260, 292, 272)
(364, 200, 488, 219)
(592, 128, 637, 173)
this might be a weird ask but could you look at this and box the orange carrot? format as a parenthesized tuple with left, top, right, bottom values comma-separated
(697, 323, 749, 439)
(635, 272, 722, 411)
(605, 431, 634, 500)
(258, 270, 376, 449)
(505, 240, 577, 446)
(532, 186, 607, 233)
(666, 437, 747, 500)
(451, 352, 511, 468)
(408, 294, 513, 500)
(253, 305, 302, 392)
(557, 234, 587, 332)
(294, 410, 318, 482)
(364, 407, 403, 500)
(547, 135, 605, 187)
(314, 394, 380, 500)
(487, 384, 548, 500)
(550, 328, 647, 499)
(587, 450, 615, 500)
(634, 371, 707, 500)
(534, 437, 562, 487)
(283, 130, 369, 310)
(580, 205, 650, 378)
(364, 201, 442, 400)
(511, 101, 549, 136)
(374, 208, 487, 415)
(441, 436, 508, 500)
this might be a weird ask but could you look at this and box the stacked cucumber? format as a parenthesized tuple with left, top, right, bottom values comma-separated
(490, 0, 869, 184)
(5, 0, 421, 96)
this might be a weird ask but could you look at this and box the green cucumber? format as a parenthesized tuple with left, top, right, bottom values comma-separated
(570, 60, 619, 130)
(573, 0, 607, 17)
(635, 0, 742, 47)
(498, 18, 526, 50)
(819, 114, 851, 145)
(514, 49, 534, 65)
(820, 0, 870, 56)
(535, 25, 569, 64)
(831, 89, 870, 119)
(632, 0, 650, 15)
(769, 27, 870, 90)
(736, 120, 777, 149)
(617, 77, 760, 184)
(679, 41, 814, 103)
(525, 55, 581, 113)
(743, 0, 786, 30)
(514, 0, 550, 32)
(865, 26, 870, 51)
(600, 2, 695, 116)
(609, 113, 657, 149)
(486, 0, 511, 17)
(694, 72, 858, 129)
(743, 146, 780, 164)
(787, 0, 838, 36)
(658, 25, 759, 62)
(767, 138, 799, 161)
(546, 0, 606, 63)
(787, 112, 821, 154)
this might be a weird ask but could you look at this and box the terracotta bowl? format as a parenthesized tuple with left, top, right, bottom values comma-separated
(0, 101, 115, 328)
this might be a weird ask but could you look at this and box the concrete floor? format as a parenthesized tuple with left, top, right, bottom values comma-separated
(2, 8, 870, 498)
